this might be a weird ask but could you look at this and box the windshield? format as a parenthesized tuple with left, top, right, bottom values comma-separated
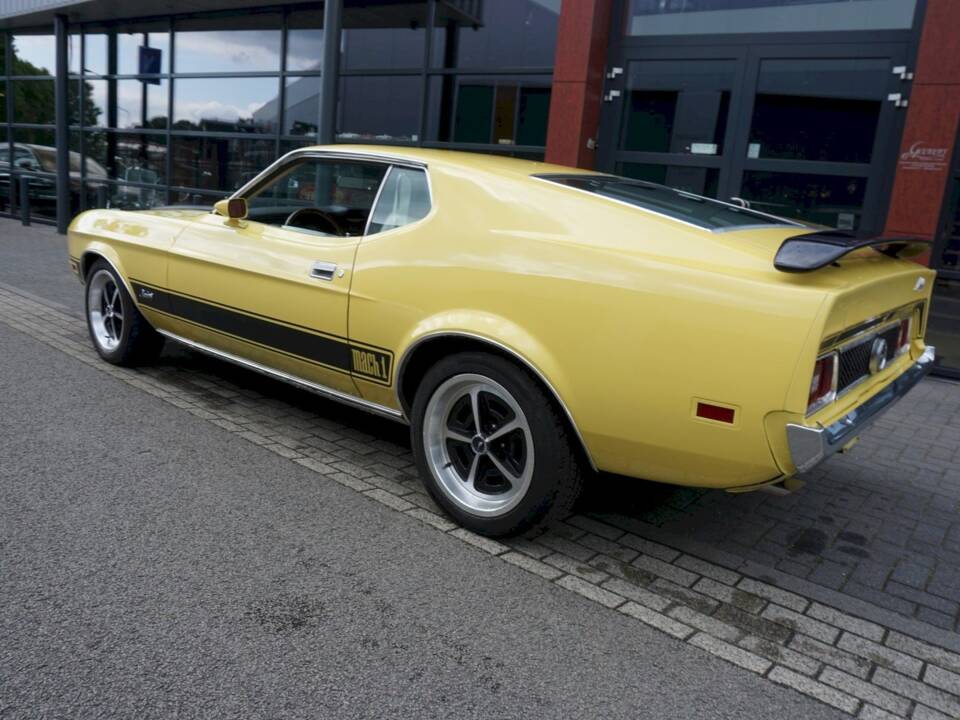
(535, 174, 801, 231)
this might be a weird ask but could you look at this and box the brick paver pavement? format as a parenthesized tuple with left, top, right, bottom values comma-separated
(1, 279, 959, 719)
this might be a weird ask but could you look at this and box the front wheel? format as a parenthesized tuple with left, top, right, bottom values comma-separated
(85, 260, 164, 365)
(411, 352, 584, 537)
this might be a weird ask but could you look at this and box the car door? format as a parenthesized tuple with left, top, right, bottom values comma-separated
(157, 154, 390, 396)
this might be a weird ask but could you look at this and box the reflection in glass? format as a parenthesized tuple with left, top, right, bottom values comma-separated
(624, 0, 918, 36)
(172, 137, 277, 192)
(342, 3, 426, 70)
(70, 79, 107, 127)
(338, 76, 420, 142)
(174, 27, 281, 73)
(617, 163, 720, 198)
(749, 59, 887, 164)
(84, 34, 109, 76)
(288, 31, 323, 71)
(69, 34, 81, 74)
(118, 31, 170, 75)
(174, 78, 278, 133)
(117, 79, 169, 129)
(11, 34, 56, 75)
(431, 0, 560, 69)
(927, 176, 959, 375)
(0, 82, 5, 123)
(740, 171, 866, 229)
(428, 76, 551, 146)
(621, 60, 734, 155)
(12, 80, 56, 124)
(283, 76, 321, 136)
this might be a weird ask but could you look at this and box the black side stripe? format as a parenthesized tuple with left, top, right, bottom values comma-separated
(131, 281, 393, 386)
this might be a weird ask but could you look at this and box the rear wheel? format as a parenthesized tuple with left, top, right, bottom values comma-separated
(411, 352, 584, 537)
(85, 260, 164, 365)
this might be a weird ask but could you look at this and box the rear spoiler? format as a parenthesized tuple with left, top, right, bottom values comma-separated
(774, 231, 932, 273)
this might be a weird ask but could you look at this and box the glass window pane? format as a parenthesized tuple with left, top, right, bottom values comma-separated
(739, 171, 867, 229)
(0, 82, 5, 123)
(748, 59, 887, 164)
(284, 76, 321, 137)
(69, 34, 81, 75)
(287, 9, 324, 71)
(427, 75, 551, 146)
(170, 188, 225, 207)
(11, 34, 56, 75)
(0, 35, 5, 75)
(248, 158, 387, 234)
(84, 33, 108, 76)
(172, 137, 276, 193)
(617, 163, 720, 198)
(625, 0, 918, 36)
(174, 78, 278, 133)
(337, 76, 421, 142)
(621, 60, 734, 155)
(175, 21, 281, 73)
(368, 167, 431, 234)
(118, 31, 170, 75)
(12, 80, 55, 124)
(342, 3, 426, 70)
(114, 133, 167, 184)
(432, 0, 560, 69)
(117, 79, 169, 129)
(69, 79, 108, 127)
(539, 173, 787, 230)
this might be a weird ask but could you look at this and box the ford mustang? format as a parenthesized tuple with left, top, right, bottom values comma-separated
(67, 146, 937, 536)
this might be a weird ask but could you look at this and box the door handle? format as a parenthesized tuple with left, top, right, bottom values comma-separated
(310, 261, 337, 281)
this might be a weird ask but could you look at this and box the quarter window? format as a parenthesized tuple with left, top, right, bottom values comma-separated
(367, 167, 431, 234)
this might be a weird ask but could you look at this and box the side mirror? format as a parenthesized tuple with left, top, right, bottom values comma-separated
(214, 197, 248, 221)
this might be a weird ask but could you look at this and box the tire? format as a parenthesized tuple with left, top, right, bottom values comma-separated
(410, 352, 584, 537)
(85, 260, 164, 366)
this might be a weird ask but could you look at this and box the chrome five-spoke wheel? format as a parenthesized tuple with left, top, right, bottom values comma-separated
(87, 268, 124, 353)
(423, 373, 534, 517)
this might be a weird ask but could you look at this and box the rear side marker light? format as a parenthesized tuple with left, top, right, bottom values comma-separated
(696, 402, 736, 424)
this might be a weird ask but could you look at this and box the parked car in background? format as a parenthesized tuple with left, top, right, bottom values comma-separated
(0, 143, 108, 215)
(67, 146, 936, 536)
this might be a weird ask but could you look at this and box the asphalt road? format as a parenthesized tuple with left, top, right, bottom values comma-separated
(0, 220, 845, 718)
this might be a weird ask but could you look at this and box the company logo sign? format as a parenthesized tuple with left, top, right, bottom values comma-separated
(899, 141, 949, 172)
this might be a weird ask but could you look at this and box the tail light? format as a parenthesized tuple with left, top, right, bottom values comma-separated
(895, 317, 912, 356)
(807, 352, 838, 414)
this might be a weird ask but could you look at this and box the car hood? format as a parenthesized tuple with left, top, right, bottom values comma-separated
(138, 207, 213, 221)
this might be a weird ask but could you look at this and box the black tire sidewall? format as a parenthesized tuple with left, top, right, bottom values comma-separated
(411, 352, 576, 536)
(85, 261, 138, 364)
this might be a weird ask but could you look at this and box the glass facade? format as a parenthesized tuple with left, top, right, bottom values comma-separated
(0, 0, 559, 219)
(625, 0, 919, 36)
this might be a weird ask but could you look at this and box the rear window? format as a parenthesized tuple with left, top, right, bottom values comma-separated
(535, 173, 799, 231)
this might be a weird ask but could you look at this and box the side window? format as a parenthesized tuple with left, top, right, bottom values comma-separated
(366, 167, 431, 235)
(246, 158, 387, 236)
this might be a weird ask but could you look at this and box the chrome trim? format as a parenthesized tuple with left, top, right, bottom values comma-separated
(820, 301, 922, 351)
(309, 261, 338, 281)
(787, 345, 935, 474)
(395, 331, 598, 471)
(157, 329, 406, 423)
(229, 148, 429, 206)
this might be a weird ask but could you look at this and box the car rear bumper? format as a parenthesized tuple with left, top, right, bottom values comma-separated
(786, 345, 935, 474)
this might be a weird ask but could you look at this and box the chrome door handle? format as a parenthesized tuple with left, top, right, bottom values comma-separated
(310, 261, 337, 281)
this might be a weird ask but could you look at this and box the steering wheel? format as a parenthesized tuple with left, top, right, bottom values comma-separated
(284, 207, 345, 236)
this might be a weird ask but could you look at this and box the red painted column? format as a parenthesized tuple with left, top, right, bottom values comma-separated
(883, 0, 960, 265)
(545, 0, 614, 169)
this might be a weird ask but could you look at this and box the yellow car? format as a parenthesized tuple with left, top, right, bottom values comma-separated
(68, 146, 937, 536)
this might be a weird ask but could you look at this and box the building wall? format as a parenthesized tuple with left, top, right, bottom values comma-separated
(884, 0, 960, 261)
